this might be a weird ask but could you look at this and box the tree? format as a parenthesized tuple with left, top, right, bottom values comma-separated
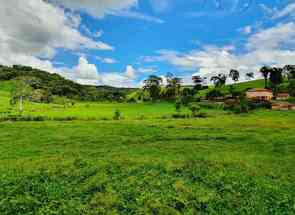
(260, 66, 271, 89)
(165, 73, 182, 100)
(11, 77, 33, 113)
(210, 74, 227, 88)
(229, 69, 240, 83)
(181, 88, 194, 106)
(283, 65, 295, 80)
(246, 72, 254, 80)
(288, 79, 295, 97)
(269, 67, 283, 96)
(143, 75, 163, 101)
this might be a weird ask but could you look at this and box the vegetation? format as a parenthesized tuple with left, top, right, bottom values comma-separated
(0, 65, 135, 102)
(1, 64, 295, 214)
(1, 111, 295, 214)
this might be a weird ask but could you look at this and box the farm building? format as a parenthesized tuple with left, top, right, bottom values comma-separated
(276, 93, 290, 101)
(246, 89, 273, 101)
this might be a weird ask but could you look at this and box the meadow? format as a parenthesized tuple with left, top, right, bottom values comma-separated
(1, 81, 295, 214)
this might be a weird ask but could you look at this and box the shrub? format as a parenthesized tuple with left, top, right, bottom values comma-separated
(172, 113, 189, 119)
(175, 100, 182, 113)
(206, 88, 225, 100)
(189, 104, 200, 117)
(113, 109, 121, 120)
(248, 100, 271, 110)
(289, 79, 295, 97)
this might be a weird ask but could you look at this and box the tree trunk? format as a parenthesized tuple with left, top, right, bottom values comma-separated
(264, 78, 267, 89)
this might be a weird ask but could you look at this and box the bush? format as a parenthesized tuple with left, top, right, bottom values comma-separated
(189, 104, 200, 117)
(113, 109, 122, 120)
(206, 88, 225, 100)
(199, 101, 224, 109)
(175, 100, 182, 113)
(289, 79, 295, 97)
(248, 100, 271, 110)
(171, 113, 189, 119)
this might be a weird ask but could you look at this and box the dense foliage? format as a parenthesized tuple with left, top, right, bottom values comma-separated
(0, 65, 134, 101)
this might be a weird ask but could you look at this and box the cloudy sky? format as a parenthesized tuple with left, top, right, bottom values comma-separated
(1, 0, 295, 87)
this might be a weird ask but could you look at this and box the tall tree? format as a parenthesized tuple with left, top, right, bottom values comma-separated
(229, 69, 240, 83)
(11, 77, 33, 113)
(269, 67, 283, 96)
(283, 65, 295, 80)
(166, 73, 182, 100)
(143, 75, 163, 101)
(260, 66, 271, 89)
(210, 74, 227, 88)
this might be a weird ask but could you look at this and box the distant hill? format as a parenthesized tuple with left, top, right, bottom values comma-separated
(0, 65, 135, 101)
(228, 79, 265, 91)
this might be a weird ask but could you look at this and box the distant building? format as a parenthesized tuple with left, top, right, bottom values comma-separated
(246, 89, 273, 101)
(276, 93, 290, 101)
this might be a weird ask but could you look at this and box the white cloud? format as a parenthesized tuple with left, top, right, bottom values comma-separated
(246, 22, 295, 50)
(125, 65, 137, 79)
(96, 56, 118, 64)
(62, 58, 139, 87)
(0, 0, 114, 76)
(143, 22, 295, 83)
(111, 11, 165, 23)
(51, 0, 163, 23)
(272, 3, 295, 19)
(50, 0, 138, 18)
(75, 57, 99, 80)
(239, 25, 252, 34)
(0, 0, 113, 58)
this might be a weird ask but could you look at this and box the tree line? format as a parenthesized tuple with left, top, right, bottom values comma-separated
(141, 65, 295, 103)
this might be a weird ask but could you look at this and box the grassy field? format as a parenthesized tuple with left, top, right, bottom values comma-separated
(1, 80, 295, 214)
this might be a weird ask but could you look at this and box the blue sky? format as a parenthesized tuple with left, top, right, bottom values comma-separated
(1, 0, 295, 87)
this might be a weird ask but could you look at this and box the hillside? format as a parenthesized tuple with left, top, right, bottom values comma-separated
(0, 65, 135, 101)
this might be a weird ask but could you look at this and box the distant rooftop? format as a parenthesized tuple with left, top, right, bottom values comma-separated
(247, 88, 273, 93)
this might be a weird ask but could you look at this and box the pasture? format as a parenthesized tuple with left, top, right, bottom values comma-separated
(0, 99, 295, 214)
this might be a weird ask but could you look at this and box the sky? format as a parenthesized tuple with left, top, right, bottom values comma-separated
(1, 0, 295, 87)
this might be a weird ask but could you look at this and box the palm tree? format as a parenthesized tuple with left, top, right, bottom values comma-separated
(260, 66, 271, 89)
(229, 69, 240, 83)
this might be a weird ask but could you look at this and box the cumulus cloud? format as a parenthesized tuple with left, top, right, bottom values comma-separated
(0, 0, 113, 75)
(75, 57, 100, 82)
(64, 58, 139, 87)
(50, 0, 163, 23)
(0, 0, 113, 57)
(246, 22, 295, 50)
(143, 22, 295, 83)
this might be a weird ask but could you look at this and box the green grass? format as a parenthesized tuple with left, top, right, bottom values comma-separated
(1, 80, 295, 214)
(1, 110, 295, 214)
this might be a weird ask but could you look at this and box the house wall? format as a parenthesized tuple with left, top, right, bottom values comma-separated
(246, 92, 273, 101)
